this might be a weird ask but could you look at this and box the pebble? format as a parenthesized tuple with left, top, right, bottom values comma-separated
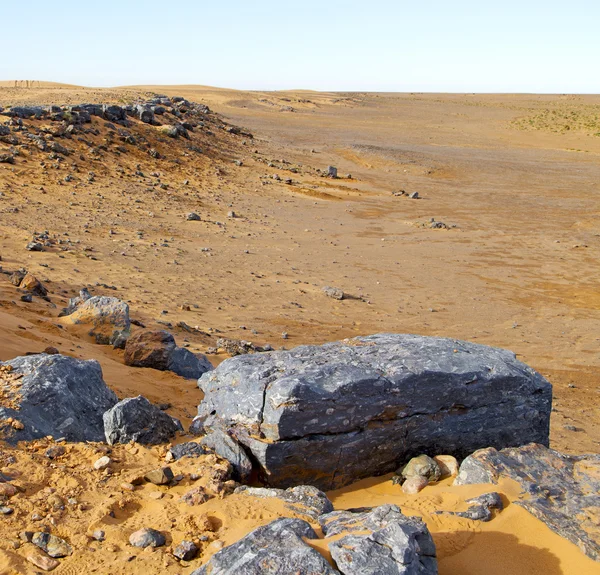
(173, 540, 199, 561)
(45, 445, 66, 459)
(93, 456, 111, 470)
(27, 552, 60, 571)
(145, 466, 174, 485)
(92, 529, 105, 541)
(0, 483, 17, 497)
(402, 475, 429, 494)
(0, 506, 13, 515)
(129, 527, 166, 548)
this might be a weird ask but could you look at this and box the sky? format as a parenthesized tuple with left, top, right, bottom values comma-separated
(2, 0, 599, 93)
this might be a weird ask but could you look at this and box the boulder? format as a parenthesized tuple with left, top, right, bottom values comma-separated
(136, 105, 154, 124)
(190, 518, 338, 575)
(234, 484, 333, 521)
(323, 285, 344, 300)
(123, 330, 213, 379)
(199, 429, 252, 482)
(454, 443, 600, 560)
(320, 505, 437, 574)
(0, 354, 117, 443)
(195, 334, 552, 489)
(103, 395, 183, 445)
(62, 295, 130, 346)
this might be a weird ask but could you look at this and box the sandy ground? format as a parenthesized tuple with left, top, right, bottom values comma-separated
(1, 85, 600, 573)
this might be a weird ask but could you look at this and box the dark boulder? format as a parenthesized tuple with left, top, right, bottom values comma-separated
(455, 443, 600, 561)
(195, 333, 552, 489)
(124, 330, 212, 379)
(103, 395, 183, 445)
(0, 354, 117, 443)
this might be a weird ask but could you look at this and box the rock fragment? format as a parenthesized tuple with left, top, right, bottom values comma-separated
(129, 528, 166, 548)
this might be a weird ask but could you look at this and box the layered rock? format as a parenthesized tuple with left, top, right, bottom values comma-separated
(103, 395, 183, 445)
(195, 334, 552, 489)
(0, 354, 117, 443)
(455, 443, 600, 561)
(124, 330, 212, 379)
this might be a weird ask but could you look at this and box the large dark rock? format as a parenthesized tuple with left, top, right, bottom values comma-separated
(190, 518, 338, 575)
(320, 505, 437, 574)
(454, 443, 600, 561)
(103, 395, 183, 445)
(0, 354, 117, 443)
(124, 330, 213, 379)
(195, 334, 552, 489)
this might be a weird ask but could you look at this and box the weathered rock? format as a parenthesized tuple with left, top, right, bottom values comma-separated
(454, 443, 600, 560)
(322, 285, 344, 300)
(60, 287, 92, 316)
(93, 455, 111, 470)
(27, 552, 59, 571)
(0, 354, 117, 443)
(190, 518, 338, 575)
(19, 273, 48, 297)
(234, 485, 333, 521)
(103, 395, 183, 445)
(199, 429, 253, 482)
(196, 334, 551, 489)
(136, 105, 155, 124)
(26, 241, 43, 251)
(399, 455, 441, 482)
(62, 295, 130, 345)
(166, 441, 209, 462)
(173, 540, 199, 560)
(402, 475, 429, 494)
(129, 527, 165, 548)
(32, 532, 73, 558)
(328, 165, 338, 178)
(321, 505, 437, 575)
(144, 466, 174, 485)
(186, 212, 201, 221)
(124, 330, 212, 379)
(433, 455, 459, 478)
(180, 485, 212, 506)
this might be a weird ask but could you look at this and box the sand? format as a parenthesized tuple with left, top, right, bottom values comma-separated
(1, 84, 599, 573)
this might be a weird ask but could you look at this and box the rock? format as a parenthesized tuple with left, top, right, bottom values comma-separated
(19, 273, 48, 297)
(320, 505, 437, 575)
(0, 506, 13, 515)
(409, 191, 419, 199)
(328, 166, 338, 178)
(129, 528, 166, 548)
(26, 241, 43, 251)
(189, 518, 337, 575)
(93, 456, 111, 470)
(27, 552, 59, 571)
(180, 485, 212, 506)
(196, 333, 551, 489)
(62, 295, 130, 345)
(144, 466, 174, 485)
(92, 529, 105, 541)
(103, 105, 127, 124)
(45, 445, 66, 459)
(173, 540, 199, 561)
(401, 475, 429, 494)
(186, 212, 201, 221)
(199, 429, 252, 482)
(61, 287, 92, 316)
(322, 286, 344, 300)
(454, 443, 600, 560)
(137, 105, 155, 124)
(103, 395, 183, 445)
(214, 338, 271, 356)
(0, 354, 117, 443)
(31, 532, 73, 558)
(166, 441, 208, 462)
(123, 330, 213, 379)
(20, 294, 32, 303)
(234, 485, 333, 521)
(399, 454, 441, 482)
(433, 455, 459, 478)
(0, 483, 17, 497)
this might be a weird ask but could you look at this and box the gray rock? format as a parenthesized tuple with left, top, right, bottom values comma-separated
(186, 212, 201, 221)
(436, 491, 503, 522)
(234, 484, 333, 521)
(26, 241, 43, 252)
(173, 540, 198, 560)
(200, 429, 252, 482)
(0, 354, 117, 444)
(323, 286, 344, 300)
(137, 105, 155, 124)
(103, 395, 183, 445)
(321, 505, 437, 575)
(31, 532, 73, 558)
(190, 518, 338, 575)
(166, 441, 209, 461)
(196, 334, 551, 489)
(409, 191, 419, 199)
(328, 165, 338, 178)
(454, 443, 600, 560)
(129, 527, 165, 548)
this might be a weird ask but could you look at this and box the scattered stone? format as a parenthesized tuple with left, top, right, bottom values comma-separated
(173, 540, 198, 561)
(166, 441, 209, 462)
(0, 354, 117, 444)
(20, 294, 33, 303)
(129, 528, 166, 548)
(196, 334, 551, 489)
(215, 338, 271, 356)
(0, 506, 13, 515)
(19, 273, 48, 297)
(93, 455, 111, 470)
(103, 395, 183, 445)
(26, 241, 43, 252)
(322, 286, 344, 300)
(180, 485, 212, 506)
(32, 532, 73, 558)
(186, 212, 201, 221)
(144, 466, 174, 485)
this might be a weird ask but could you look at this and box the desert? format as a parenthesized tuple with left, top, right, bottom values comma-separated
(0, 47, 600, 575)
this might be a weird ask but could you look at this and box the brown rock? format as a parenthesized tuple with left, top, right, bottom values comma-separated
(144, 466, 174, 485)
(27, 552, 60, 571)
(19, 273, 48, 297)
(402, 475, 429, 494)
(124, 330, 175, 370)
(180, 485, 212, 506)
(0, 483, 17, 497)
(434, 455, 459, 478)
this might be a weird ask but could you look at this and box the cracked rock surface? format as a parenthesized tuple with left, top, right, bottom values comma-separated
(195, 333, 552, 489)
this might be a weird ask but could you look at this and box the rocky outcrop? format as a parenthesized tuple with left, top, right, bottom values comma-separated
(320, 505, 437, 574)
(454, 443, 600, 561)
(61, 295, 130, 346)
(191, 505, 437, 575)
(103, 395, 183, 445)
(190, 518, 339, 575)
(0, 354, 117, 443)
(194, 334, 552, 489)
(124, 330, 212, 379)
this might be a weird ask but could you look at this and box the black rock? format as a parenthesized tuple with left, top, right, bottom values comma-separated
(173, 540, 198, 561)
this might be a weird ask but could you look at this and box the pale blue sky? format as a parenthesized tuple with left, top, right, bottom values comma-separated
(3, 0, 599, 92)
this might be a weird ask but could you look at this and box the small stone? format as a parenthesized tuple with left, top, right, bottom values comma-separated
(27, 552, 60, 571)
(399, 454, 441, 482)
(32, 532, 73, 558)
(434, 455, 459, 478)
(172, 540, 198, 561)
(0, 506, 13, 515)
(26, 241, 44, 252)
(409, 191, 419, 199)
(186, 212, 200, 221)
(92, 529, 105, 541)
(402, 475, 429, 494)
(20, 294, 33, 303)
(120, 482, 135, 492)
(144, 467, 174, 485)
(0, 483, 17, 497)
(129, 527, 166, 548)
(45, 445, 66, 459)
(327, 166, 338, 178)
(227, 210, 236, 218)
(322, 286, 344, 300)
(93, 456, 111, 470)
